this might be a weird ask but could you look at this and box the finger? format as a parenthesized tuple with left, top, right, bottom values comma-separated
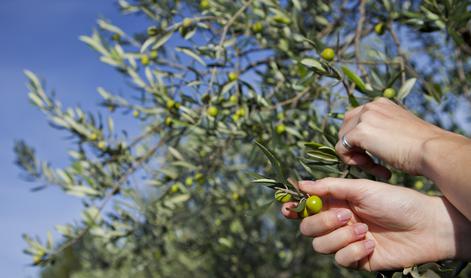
(335, 239, 375, 269)
(339, 105, 364, 139)
(281, 202, 299, 219)
(299, 178, 373, 202)
(312, 223, 369, 254)
(335, 143, 391, 179)
(299, 208, 352, 237)
(355, 156, 391, 180)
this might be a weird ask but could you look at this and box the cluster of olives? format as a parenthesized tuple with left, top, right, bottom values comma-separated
(274, 190, 323, 218)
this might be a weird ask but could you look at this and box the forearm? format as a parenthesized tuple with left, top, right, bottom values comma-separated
(432, 197, 471, 261)
(421, 131, 471, 221)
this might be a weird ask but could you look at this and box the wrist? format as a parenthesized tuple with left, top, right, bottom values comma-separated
(419, 129, 461, 177)
(430, 197, 471, 261)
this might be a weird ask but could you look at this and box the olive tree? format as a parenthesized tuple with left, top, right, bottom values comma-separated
(15, 0, 471, 277)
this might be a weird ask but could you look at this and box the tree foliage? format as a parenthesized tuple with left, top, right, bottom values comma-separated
(14, 0, 471, 277)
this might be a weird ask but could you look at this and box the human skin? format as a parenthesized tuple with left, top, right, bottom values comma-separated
(335, 97, 471, 221)
(281, 178, 471, 270)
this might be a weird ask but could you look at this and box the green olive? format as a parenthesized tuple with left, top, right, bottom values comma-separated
(229, 95, 238, 104)
(374, 22, 386, 35)
(185, 177, 193, 186)
(274, 190, 292, 203)
(165, 117, 173, 126)
(251, 22, 263, 33)
(166, 99, 176, 109)
(200, 0, 209, 9)
(383, 88, 396, 98)
(305, 195, 323, 214)
(147, 26, 158, 37)
(298, 207, 310, 218)
(132, 110, 140, 118)
(182, 18, 193, 28)
(321, 48, 335, 61)
(150, 50, 158, 59)
(228, 72, 239, 82)
(140, 55, 150, 66)
(275, 124, 286, 134)
(207, 106, 219, 117)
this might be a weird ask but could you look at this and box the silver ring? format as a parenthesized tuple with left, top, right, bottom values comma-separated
(341, 135, 353, 150)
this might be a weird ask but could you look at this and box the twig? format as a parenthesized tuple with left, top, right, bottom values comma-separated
(354, 0, 368, 81)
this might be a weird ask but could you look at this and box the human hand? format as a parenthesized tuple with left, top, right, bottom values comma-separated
(281, 178, 471, 271)
(336, 98, 447, 177)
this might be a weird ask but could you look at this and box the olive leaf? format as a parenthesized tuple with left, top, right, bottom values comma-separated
(397, 78, 417, 101)
(341, 66, 367, 93)
(290, 198, 306, 213)
(254, 141, 289, 185)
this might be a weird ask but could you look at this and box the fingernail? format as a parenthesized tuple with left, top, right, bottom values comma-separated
(354, 223, 368, 236)
(364, 239, 375, 251)
(336, 210, 352, 223)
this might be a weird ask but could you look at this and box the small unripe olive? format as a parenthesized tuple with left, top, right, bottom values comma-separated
(200, 0, 209, 9)
(182, 18, 193, 28)
(150, 50, 158, 59)
(414, 180, 425, 190)
(383, 88, 396, 98)
(132, 110, 140, 118)
(97, 141, 107, 150)
(251, 22, 263, 33)
(321, 48, 335, 61)
(140, 55, 150, 66)
(374, 22, 386, 35)
(170, 184, 179, 193)
(298, 207, 310, 218)
(185, 177, 193, 186)
(228, 72, 239, 82)
(275, 124, 286, 134)
(166, 99, 176, 109)
(229, 95, 238, 104)
(207, 106, 219, 117)
(236, 107, 246, 117)
(274, 190, 292, 203)
(165, 117, 173, 126)
(305, 195, 323, 214)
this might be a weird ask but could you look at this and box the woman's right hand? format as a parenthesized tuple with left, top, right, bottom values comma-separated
(336, 98, 448, 178)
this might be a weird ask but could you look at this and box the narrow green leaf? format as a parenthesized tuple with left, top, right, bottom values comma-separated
(176, 47, 206, 66)
(397, 78, 416, 101)
(341, 67, 367, 93)
(300, 58, 324, 72)
(291, 198, 306, 213)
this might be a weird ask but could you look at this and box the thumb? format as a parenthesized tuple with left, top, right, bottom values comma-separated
(299, 178, 370, 202)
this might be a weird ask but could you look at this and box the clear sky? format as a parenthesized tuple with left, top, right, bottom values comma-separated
(1, 1, 471, 277)
(0, 1, 140, 276)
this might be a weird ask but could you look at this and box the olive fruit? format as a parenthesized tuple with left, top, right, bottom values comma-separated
(298, 207, 310, 218)
(235, 107, 246, 117)
(97, 141, 107, 150)
(207, 106, 219, 117)
(374, 22, 386, 35)
(200, 0, 209, 9)
(150, 50, 158, 59)
(383, 88, 396, 98)
(165, 117, 173, 126)
(274, 190, 292, 203)
(275, 124, 286, 134)
(321, 48, 335, 61)
(185, 177, 193, 186)
(170, 184, 179, 193)
(166, 99, 176, 109)
(228, 72, 239, 82)
(229, 95, 238, 104)
(182, 18, 193, 28)
(251, 22, 263, 33)
(132, 110, 140, 118)
(306, 195, 323, 214)
(414, 180, 425, 190)
(140, 55, 150, 66)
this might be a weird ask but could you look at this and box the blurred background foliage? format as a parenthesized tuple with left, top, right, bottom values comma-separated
(13, 0, 471, 277)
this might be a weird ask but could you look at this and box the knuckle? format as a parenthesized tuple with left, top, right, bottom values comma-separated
(299, 220, 310, 236)
(334, 252, 348, 268)
(359, 110, 376, 123)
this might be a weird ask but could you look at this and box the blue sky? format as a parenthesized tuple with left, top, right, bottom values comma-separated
(0, 1, 141, 276)
(1, 1, 471, 277)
